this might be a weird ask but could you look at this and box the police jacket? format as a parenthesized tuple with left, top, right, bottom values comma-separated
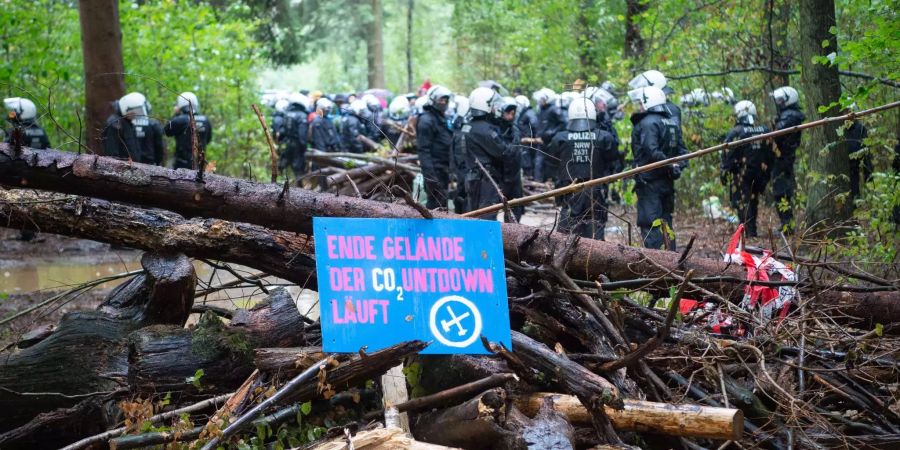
(341, 113, 367, 154)
(499, 120, 522, 182)
(416, 106, 453, 173)
(281, 105, 309, 148)
(722, 120, 773, 179)
(463, 116, 507, 178)
(516, 107, 539, 139)
(4, 122, 50, 149)
(537, 104, 565, 144)
(630, 109, 683, 184)
(165, 112, 212, 169)
(103, 114, 163, 164)
(773, 105, 805, 160)
(310, 115, 342, 152)
(550, 126, 618, 185)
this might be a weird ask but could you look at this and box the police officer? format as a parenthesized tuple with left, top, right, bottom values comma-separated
(629, 70, 682, 125)
(416, 85, 454, 209)
(721, 101, 773, 237)
(629, 86, 687, 250)
(499, 97, 524, 219)
(845, 117, 871, 201)
(103, 92, 165, 165)
(770, 86, 805, 233)
(586, 86, 625, 203)
(309, 98, 342, 152)
(548, 94, 618, 239)
(450, 95, 470, 213)
(533, 88, 565, 182)
(3, 97, 50, 149)
(164, 92, 212, 170)
(276, 93, 311, 176)
(342, 100, 371, 154)
(362, 94, 384, 142)
(463, 87, 508, 219)
(514, 95, 539, 179)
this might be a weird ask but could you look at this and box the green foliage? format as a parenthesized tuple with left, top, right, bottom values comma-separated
(1, 0, 267, 178)
(186, 368, 205, 389)
(402, 361, 426, 398)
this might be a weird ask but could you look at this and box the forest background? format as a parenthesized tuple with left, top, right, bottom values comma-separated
(1, 0, 898, 267)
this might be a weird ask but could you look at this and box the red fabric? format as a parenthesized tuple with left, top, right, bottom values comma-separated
(727, 226, 781, 308)
(418, 79, 432, 97)
(679, 299, 700, 315)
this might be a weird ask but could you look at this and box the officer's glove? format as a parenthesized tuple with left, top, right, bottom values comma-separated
(670, 164, 683, 180)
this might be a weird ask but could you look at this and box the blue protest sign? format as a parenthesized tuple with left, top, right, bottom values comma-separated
(313, 218, 511, 354)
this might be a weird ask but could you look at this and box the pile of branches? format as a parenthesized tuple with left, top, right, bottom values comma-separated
(301, 150, 419, 201)
(0, 144, 898, 449)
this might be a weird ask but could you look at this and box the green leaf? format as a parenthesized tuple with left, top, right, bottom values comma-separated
(875, 323, 884, 337)
(821, 39, 830, 48)
(300, 401, 312, 415)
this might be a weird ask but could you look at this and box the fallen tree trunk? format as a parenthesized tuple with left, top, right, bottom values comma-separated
(515, 392, 743, 440)
(1, 145, 894, 318)
(0, 189, 318, 289)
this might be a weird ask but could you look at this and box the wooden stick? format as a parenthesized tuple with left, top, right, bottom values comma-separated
(515, 392, 744, 440)
(251, 104, 279, 183)
(463, 100, 900, 217)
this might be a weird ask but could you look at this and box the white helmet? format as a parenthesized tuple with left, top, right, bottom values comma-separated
(711, 87, 735, 104)
(316, 97, 334, 113)
(567, 94, 597, 131)
(532, 88, 556, 106)
(388, 96, 410, 118)
(454, 94, 470, 117)
(118, 92, 148, 117)
(501, 96, 517, 113)
(558, 91, 576, 110)
(600, 81, 617, 94)
(628, 70, 667, 90)
(349, 99, 370, 117)
(175, 92, 200, 114)
(468, 87, 502, 118)
(587, 87, 615, 112)
(362, 94, 381, 111)
(734, 100, 757, 124)
(771, 86, 799, 108)
(274, 98, 289, 113)
(628, 86, 667, 113)
(288, 92, 310, 110)
(514, 95, 530, 111)
(413, 95, 429, 111)
(4, 97, 37, 122)
(427, 85, 452, 104)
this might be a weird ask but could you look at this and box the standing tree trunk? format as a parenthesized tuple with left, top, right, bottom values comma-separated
(406, 0, 414, 92)
(577, 0, 599, 80)
(78, 0, 126, 155)
(624, 0, 647, 59)
(799, 0, 851, 227)
(367, 0, 386, 89)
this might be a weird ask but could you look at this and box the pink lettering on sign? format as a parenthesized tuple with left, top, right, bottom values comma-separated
(331, 298, 390, 324)
(381, 236, 465, 261)
(400, 268, 494, 293)
(328, 267, 366, 291)
(326, 235, 376, 260)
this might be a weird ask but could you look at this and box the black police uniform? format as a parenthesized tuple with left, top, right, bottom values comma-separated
(516, 106, 539, 178)
(4, 122, 50, 149)
(416, 105, 454, 209)
(449, 116, 468, 214)
(165, 110, 212, 169)
(721, 120, 774, 237)
(549, 125, 618, 240)
(535, 103, 565, 181)
(631, 107, 686, 250)
(341, 112, 367, 154)
(309, 115, 342, 152)
(771, 105, 805, 231)
(276, 104, 310, 176)
(499, 116, 524, 219)
(102, 114, 165, 165)
(463, 116, 507, 219)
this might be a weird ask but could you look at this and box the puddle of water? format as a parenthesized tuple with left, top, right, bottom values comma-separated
(1, 256, 320, 321)
(0, 259, 142, 293)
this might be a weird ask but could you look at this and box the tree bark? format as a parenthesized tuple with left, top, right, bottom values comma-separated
(624, 0, 647, 59)
(0, 252, 195, 445)
(799, 0, 851, 226)
(0, 146, 896, 319)
(367, 0, 385, 89)
(77, 0, 126, 154)
(515, 393, 743, 440)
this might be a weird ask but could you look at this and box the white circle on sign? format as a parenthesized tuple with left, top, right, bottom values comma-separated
(428, 295, 482, 348)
